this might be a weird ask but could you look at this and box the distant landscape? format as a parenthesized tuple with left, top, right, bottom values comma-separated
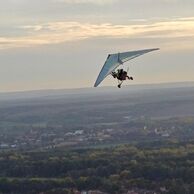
(0, 82, 194, 194)
(0, 82, 194, 151)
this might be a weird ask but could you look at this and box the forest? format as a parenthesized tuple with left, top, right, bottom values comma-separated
(0, 140, 194, 194)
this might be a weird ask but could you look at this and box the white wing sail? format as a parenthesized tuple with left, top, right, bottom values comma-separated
(94, 48, 159, 87)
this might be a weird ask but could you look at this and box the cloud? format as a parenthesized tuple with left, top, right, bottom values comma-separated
(53, 0, 182, 4)
(22, 25, 43, 31)
(54, 0, 117, 5)
(0, 17, 194, 50)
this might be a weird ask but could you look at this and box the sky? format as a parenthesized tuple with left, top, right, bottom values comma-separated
(0, 0, 194, 92)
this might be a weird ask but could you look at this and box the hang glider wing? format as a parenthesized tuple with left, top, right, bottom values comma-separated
(94, 48, 159, 87)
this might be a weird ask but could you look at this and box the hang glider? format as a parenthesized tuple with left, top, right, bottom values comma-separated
(94, 48, 159, 87)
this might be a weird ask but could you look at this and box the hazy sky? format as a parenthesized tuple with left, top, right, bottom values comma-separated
(0, 0, 194, 91)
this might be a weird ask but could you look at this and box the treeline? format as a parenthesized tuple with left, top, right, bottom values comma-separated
(0, 141, 194, 193)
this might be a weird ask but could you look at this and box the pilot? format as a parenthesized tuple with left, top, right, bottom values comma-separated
(112, 69, 133, 81)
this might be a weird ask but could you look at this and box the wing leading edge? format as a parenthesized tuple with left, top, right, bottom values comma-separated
(94, 48, 159, 87)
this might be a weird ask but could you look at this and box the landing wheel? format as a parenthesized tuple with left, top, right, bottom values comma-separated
(118, 84, 121, 88)
(129, 77, 133, 80)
